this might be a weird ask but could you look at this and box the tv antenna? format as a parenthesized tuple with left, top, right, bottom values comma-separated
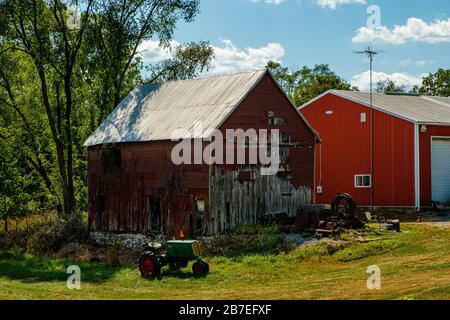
(352, 46, 386, 210)
(353, 46, 386, 97)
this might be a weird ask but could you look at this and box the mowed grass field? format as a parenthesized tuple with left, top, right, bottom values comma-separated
(0, 223, 449, 300)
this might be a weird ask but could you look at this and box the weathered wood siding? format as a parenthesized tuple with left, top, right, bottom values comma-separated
(209, 166, 312, 234)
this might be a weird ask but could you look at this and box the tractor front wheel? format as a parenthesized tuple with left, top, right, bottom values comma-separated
(139, 253, 161, 278)
(192, 260, 209, 276)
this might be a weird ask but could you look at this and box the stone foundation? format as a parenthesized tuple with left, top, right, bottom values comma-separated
(90, 232, 166, 249)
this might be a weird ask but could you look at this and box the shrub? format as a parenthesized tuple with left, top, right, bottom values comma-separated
(234, 224, 279, 236)
(55, 242, 93, 262)
(249, 234, 283, 252)
(103, 239, 126, 267)
(0, 214, 58, 250)
(27, 216, 88, 256)
(0, 232, 26, 251)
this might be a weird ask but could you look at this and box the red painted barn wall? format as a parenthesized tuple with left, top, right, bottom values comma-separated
(88, 141, 209, 236)
(220, 74, 317, 188)
(301, 93, 416, 207)
(419, 125, 450, 205)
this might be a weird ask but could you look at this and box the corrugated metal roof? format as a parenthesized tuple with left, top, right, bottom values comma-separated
(329, 90, 450, 125)
(84, 70, 267, 147)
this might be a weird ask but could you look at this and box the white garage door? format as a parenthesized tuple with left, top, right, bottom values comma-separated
(432, 138, 450, 205)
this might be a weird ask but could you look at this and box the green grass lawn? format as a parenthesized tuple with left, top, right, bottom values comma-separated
(0, 223, 449, 300)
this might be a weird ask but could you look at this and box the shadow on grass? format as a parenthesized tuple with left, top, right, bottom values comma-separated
(0, 251, 120, 284)
(141, 268, 209, 281)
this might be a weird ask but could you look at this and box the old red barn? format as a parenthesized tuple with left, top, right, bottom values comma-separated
(300, 90, 450, 209)
(85, 70, 318, 236)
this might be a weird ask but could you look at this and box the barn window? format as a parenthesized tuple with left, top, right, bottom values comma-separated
(361, 113, 367, 123)
(195, 199, 205, 214)
(100, 145, 122, 170)
(355, 174, 372, 188)
(192, 198, 205, 235)
(273, 117, 286, 125)
(280, 132, 290, 144)
(268, 111, 275, 125)
(268, 111, 286, 126)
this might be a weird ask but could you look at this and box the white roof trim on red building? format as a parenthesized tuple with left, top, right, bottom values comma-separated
(299, 90, 450, 126)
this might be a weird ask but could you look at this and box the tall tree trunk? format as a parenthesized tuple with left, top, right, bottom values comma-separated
(64, 74, 75, 216)
(35, 66, 73, 217)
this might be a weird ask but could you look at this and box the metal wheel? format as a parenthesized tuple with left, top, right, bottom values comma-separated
(192, 260, 209, 276)
(331, 193, 357, 220)
(138, 253, 161, 277)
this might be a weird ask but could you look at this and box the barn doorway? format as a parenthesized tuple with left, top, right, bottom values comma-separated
(146, 195, 161, 232)
(431, 138, 450, 205)
(95, 195, 107, 230)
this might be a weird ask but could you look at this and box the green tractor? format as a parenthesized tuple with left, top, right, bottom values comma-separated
(138, 240, 210, 277)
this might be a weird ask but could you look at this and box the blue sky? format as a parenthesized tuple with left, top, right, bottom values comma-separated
(139, 0, 450, 90)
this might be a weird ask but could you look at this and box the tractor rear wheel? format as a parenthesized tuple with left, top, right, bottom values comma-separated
(192, 260, 209, 276)
(139, 253, 161, 277)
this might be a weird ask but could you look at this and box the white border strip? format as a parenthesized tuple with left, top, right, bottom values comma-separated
(414, 124, 421, 211)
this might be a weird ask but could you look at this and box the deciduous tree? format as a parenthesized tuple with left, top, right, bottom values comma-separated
(267, 61, 354, 106)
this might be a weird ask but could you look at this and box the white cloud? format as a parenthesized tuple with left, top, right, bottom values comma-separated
(352, 18, 450, 44)
(315, 0, 366, 10)
(251, 0, 284, 4)
(138, 40, 180, 64)
(137, 39, 286, 75)
(351, 70, 425, 91)
(209, 39, 285, 75)
(398, 59, 435, 67)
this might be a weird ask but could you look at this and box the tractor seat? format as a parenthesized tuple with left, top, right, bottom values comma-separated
(148, 242, 163, 250)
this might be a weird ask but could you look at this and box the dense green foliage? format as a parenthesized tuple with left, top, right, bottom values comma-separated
(418, 69, 450, 97)
(267, 61, 355, 106)
(376, 69, 450, 95)
(376, 79, 406, 93)
(268, 61, 450, 105)
(0, 0, 213, 219)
